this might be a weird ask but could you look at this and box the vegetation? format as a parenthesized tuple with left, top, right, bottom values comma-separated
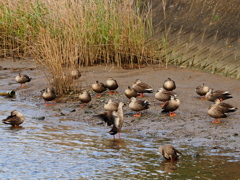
(0, 0, 160, 94)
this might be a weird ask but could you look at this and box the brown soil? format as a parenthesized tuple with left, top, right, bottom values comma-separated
(1, 58, 240, 151)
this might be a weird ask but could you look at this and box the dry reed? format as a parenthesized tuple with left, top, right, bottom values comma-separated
(1, 0, 160, 94)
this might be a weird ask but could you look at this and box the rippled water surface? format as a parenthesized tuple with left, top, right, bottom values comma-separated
(0, 96, 240, 179)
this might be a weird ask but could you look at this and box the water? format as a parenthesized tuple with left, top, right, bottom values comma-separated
(0, 78, 240, 180)
(0, 95, 240, 180)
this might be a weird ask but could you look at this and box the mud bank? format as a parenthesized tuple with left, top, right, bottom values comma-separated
(1, 58, 240, 152)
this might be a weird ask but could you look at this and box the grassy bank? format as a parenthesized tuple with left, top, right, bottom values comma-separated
(1, 0, 159, 94)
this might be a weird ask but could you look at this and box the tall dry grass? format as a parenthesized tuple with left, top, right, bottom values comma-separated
(1, 0, 159, 94)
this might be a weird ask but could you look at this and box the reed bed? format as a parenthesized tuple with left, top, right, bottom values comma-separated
(153, 0, 240, 79)
(1, 0, 160, 94)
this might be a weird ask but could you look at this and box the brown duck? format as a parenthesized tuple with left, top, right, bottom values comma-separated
(15, 73, 32, 87)
(208, 99, 237, 123)
(109, 102, 125, 139)
(96, 111, 114, 127)
(163, 78, 176, 91)
(159, 145, 182, 161)
(2, 110, 25, 127)
(205, 89, 232, 102)
(124, 86, 138, 100)
(155, 88, 173, 106)
(79, 90, 91, 107)
(104, 99, 119, 112)
(162, 95, 180, 116)
(105, 77, 118, 94)
(42, 87, 56, 105)
(71, 69, 81, 81)
(195, 83, 210, 99)
(129, 97, 150, 117)
(132, 79, 153, 97)
(92, 81, 107, 97)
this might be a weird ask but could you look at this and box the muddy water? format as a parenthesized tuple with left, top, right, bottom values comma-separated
(0, 97, 240, 179)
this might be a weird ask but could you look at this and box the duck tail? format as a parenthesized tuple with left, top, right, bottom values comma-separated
(145, 89, 153, 93)
(228, 107, 237, 112)
(143, 100, 150, 109)
(109, 126, 118, 135)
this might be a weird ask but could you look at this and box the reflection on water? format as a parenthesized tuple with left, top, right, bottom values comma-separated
(0, 97, 240, 179)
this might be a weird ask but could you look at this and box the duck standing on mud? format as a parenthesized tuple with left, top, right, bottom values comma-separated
(195, 83, 210, 99)
(161, 95, 180, 116)
(208, 99, 237, 123)
(155, 88, 173, 106)
(104, 99, 118, 111)
(129, 97, 150, 117)
(105, 77, 118, 94)
(71, 69, 81, 82)
(163, 78, 176, 91)
(79, 90, 91, 107)
(15, 73, 32, 87)
(124, 86, 138, 100)
(132, 79, 153, 97)
(205, 89, 232, 102)
(42, 87, 56, 105)
(92, 81, 107, 97)
(2, 110, 25, 127)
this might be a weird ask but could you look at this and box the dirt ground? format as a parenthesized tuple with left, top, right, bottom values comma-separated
(1, 58, 240, 152)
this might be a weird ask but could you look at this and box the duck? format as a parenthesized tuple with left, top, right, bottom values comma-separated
(155, 88, 173, 106)
(42, 87, 56, 105)
(195, 83, 210, 99)
(205, 89, 232, 102)
(96, 111, 114, 127)
(109, 102, 125, 139)
(105, 77, 118, 94)
(15, 73, 32, 87)
(163, 78, 176, 91)
(132, 79, 153, 97)
(162, 95, 180, 116)
(71, 69, 81, 81)
(158, 145, 182, 161)
(214, 99, 238, 113)
(79, 90, 91, 107)
(207, 104, 228, 123)
(207, 99, 237, 123)
(104, 99, 119, 111)
(129, 97, 150, 117)
(124, 86, 138, 100)
(2, 110, 25, 127)
(92, 81, 107, 97)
